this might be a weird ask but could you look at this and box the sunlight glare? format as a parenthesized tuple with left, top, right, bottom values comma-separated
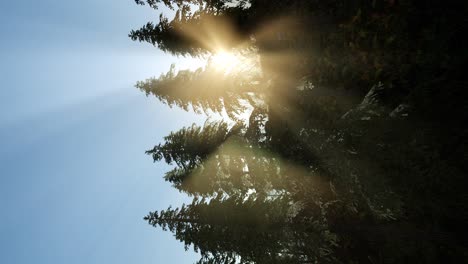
(210, 51, 242, 74)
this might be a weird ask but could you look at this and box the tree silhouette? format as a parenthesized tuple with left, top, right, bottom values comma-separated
(134, 0, 197, 11)
(137, 56, 261, 119)
(145, 194, 340, 263)
(130, 0, 253, 56)
(146, 121, 299, 197)
(146, 122, 233, 168)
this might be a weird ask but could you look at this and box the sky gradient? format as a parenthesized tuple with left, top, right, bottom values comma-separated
(0, 1, 204, 263)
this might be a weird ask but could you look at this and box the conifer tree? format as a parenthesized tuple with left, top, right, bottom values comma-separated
(145, 121, 319, 197)
(136, 58, 261, 120)
(130, 0, 252, 56)
(144, 194, 328, 263)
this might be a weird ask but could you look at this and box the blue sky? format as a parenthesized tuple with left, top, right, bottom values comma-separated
(0, 1, 205, 263)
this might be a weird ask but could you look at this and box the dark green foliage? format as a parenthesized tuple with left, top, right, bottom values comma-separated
(129, 14, 206, 56)
(132, 0, 468, 262)
(145, 194, 339, 263)
(146, 122, 231, 168)
(146, 121, 298, 196)
(130, 0, 253, 56)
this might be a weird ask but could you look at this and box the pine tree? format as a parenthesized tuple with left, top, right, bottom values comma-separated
(146, 122, 232, 169)
(144, 194, 323, 263)
(136, 57, 262, 120)
(146, 121, 316, 197)
(130, 0, 252, 56)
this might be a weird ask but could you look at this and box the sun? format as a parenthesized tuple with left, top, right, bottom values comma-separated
(210, 50, 242, 74)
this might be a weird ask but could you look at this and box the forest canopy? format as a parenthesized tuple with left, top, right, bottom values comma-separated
(130, 0, 468, 263)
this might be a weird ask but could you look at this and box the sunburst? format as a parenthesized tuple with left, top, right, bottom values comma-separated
(210, 50, 243, 74)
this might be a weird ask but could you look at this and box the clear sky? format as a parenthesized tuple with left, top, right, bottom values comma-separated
(0, 1, 205, 263)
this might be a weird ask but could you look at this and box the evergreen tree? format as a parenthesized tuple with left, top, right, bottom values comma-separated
(130, 0, 252, 56)
(147, 121, 298, 196)
(146, 122, 233, 170)
(145, 194, 335, 263)
(137, 55, 261, 119)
